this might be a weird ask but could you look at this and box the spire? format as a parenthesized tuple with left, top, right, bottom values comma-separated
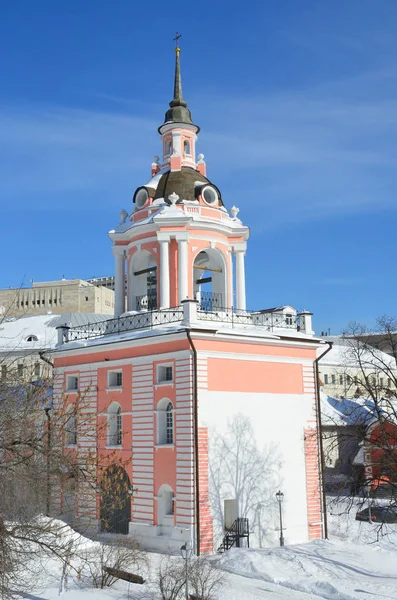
(170, 44, 187, 109)
(160, 34, 199, 132)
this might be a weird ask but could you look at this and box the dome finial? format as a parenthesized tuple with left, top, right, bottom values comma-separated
(170, 32, 187, 110)
(158, 35, 200, 133)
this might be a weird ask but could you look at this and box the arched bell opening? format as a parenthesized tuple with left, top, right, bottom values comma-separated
(100, 465, 131, 534)
(129, 250, 158, 311)
(193, 248, 227, 311)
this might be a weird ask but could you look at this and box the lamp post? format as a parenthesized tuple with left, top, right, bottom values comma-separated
(275, 490, 285, 547)
(180, 543, 190, 600)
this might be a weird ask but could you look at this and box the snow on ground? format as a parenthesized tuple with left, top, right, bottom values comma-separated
(12, 501, 397, 600)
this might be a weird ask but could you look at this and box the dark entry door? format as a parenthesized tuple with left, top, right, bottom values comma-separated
(100, 466, 131, 534)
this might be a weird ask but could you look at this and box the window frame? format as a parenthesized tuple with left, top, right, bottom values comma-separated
(107, 402, 123, 447)
(156, 363, 174, 385)
(66, 374, 79, 393)
(156, 398, 174, 447)
(107, 370, 123, 389)
(65, 410, 77, 447)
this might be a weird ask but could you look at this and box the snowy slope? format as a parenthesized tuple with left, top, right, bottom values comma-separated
(13, 506, 397, 600)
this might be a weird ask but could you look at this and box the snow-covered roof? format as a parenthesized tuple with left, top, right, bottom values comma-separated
(318, 336, 396, 370)
(321, 392, 376, 427)
(0, 313, 109, 352)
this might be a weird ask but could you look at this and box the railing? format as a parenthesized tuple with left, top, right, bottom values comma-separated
(136, 292, 157, 311)
(197, 291, 223, 312)
(217, 518, 250, 553)
(64, 307, 183, 343)
(198, 308, 297, 330)
(59, 304, 301, 344)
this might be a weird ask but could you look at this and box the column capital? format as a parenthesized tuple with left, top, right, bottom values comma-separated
(156, 232, 171, 243)
(175, 232, 190, 243)
(112, 245, 126, 257)
(232, 242, 247, 253)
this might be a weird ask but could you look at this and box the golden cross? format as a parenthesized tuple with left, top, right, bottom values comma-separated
(173, 32, 182, 49)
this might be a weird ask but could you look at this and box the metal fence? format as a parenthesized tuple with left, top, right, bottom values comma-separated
(60, 305, 298, 344)
(197, 308, 297, 330)
(64, 307, 183, 343)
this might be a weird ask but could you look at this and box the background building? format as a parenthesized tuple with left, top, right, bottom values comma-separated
(0, 312, 109, 382)
(319, 337, 396, 398)
(0, 279, 115, 317)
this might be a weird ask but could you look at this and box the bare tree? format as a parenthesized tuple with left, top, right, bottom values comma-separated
(0, 347, 130, 597)
(188, 556, 227, 600)
(209, 413, 281, 546)
(156, 556, 186, 600)
(322, 316, 397, 519)
(77, 537, 147, 589)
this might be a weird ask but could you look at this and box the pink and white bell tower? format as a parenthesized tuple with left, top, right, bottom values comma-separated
(110, 44, 249, 317)
(53, 42, 327, 556)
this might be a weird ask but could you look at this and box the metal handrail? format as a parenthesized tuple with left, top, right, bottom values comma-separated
(65, 307, 183, 343)
(61, 305, 299, 344)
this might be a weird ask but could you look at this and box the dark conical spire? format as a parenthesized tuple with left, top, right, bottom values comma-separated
(170, 47, 187, 109)
(160, 42, 198, 131)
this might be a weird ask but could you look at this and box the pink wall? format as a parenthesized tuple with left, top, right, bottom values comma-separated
(207, 358, 304, 394)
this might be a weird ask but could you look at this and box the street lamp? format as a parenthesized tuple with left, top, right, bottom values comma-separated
(180, 543, 190, 600)
(275, 490, 285, 547)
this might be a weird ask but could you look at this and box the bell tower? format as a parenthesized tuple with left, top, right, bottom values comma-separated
(109, 43, 250, 317)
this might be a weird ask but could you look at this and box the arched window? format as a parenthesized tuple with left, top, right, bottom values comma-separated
(65, 410, 77, 446)
(156, 399, 174, 445)
(184, 139, 190, 155)
(108, 403, 122, 446)
(157, 484, 174, 526)
(166, 402, 173, 444)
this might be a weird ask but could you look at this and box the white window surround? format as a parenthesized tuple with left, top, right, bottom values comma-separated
(65, 411, 77, 446)
(156, 364, 174, 385)
(66, 375, 79, 393)
(107, 402, 122, 447)
(107, 370, 123, 390)
(155, 443, 175, 450)
(156, 398, 174, 446)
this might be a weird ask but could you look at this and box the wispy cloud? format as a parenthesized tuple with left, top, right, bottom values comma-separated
(0, 106, 157, 202)
(1, 65, 397, 229)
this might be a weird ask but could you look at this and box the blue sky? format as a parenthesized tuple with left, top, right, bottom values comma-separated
(1, 0, 396, 334)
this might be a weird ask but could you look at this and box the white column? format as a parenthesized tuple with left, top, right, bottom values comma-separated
(159, 239, 170, 309)
(235, 250, 246, 311)
(178, 237, 189, 304)
(112, 246, 125, 317)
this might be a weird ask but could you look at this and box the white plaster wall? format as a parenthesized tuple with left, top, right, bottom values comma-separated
(199, 390, 315, 546)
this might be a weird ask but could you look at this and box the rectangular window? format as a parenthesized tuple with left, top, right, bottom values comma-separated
(339, 375, 343, 385)
(354, 376, 358, 385)
(18, 364, 24, 377)
(108, 371, 123, 388)
(380, 377, 384, 388)
(331, 374, 336, 384)
(1, 365, 6, 379)
(66, 375, 79, 392)
(324, 374, 329, 385)
(157, 364, 173, 384)
(34, 363, 40, 377)
(346, 375, 352, 385)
